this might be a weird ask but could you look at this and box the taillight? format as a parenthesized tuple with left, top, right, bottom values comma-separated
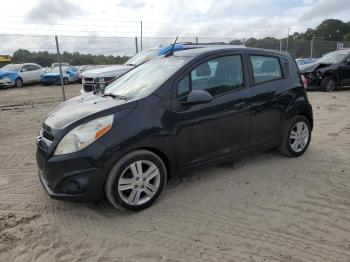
(301, 74, 307, 88)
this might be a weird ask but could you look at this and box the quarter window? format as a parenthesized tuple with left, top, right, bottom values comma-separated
(250, 55, 282, 84)
(177, 55, 244, 97)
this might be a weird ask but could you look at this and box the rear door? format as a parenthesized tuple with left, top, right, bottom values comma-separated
(248, 54, 292, 146)
(31, 64, 43, 83)
(171, 53, 251, 169)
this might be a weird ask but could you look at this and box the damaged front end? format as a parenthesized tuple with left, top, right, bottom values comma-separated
(0, 71, 17, 88)
(300, 63, 335, 89)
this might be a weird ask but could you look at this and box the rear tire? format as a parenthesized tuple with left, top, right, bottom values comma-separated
(105, 150, 167, 211)
(15, 78, 23, 88)
(320, 76, 336, 92)
(278, 116, 311, 157)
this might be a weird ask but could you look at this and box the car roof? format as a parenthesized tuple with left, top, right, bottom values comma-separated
(9, 63, 40, 66)
(172, 46, 290, 58)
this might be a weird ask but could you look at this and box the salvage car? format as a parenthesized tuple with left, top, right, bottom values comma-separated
(40, 66, 79, 85)
(0, 63, 45, 88)
(300, 49, 350, 91)
(36, 47, 313, 211)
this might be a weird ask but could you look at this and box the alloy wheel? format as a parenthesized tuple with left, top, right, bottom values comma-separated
(289, 121, 309, 153)
(325, 79, 335, 91)
(117, 160, 161, 206)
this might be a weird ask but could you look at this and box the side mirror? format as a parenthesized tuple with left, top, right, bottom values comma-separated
(21, 68, 27, 72)
(346, 58, 350, 65)
(182, 90, 213, 105)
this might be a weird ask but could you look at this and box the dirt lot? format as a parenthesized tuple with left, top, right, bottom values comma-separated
(0, 84, 350, 262)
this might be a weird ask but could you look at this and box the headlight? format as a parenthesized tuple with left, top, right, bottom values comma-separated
(99, 77, 115, 83)
(54, 115, 113, 155)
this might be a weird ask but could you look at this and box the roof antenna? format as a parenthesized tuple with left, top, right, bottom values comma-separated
(165, 36, 178, 57)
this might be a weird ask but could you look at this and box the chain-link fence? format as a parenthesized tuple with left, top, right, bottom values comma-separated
(0, 34, 350, 100)
(1, 34, 350, 67)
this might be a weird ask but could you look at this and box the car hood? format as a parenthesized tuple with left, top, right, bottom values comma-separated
(82, 65, 133, 78)
(299, 62, 331, 73)
(0, 70, 17, 78)
(44, 94, 136, 130)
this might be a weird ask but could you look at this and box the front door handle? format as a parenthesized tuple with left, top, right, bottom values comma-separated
(233, 102, 246, 110)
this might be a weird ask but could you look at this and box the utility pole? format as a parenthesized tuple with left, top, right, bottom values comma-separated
(135, 37, 139, 54)
(310, 36, 315, 58)
(279, 39, 282, 51)
(55, 35, 66, 101)
(140, 21, 143, 51)
(286, 26, 290, 52)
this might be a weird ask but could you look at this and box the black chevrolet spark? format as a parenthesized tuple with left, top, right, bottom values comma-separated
(36, 47, 313, 211)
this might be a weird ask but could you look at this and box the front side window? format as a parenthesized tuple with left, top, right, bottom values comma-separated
(250, 55, 282, 84)
(177, 55, 244, 97)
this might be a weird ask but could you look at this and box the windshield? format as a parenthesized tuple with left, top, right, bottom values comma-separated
(1, 64, 20, 71)
(124, 49, 159, 66)
(318, 51, 349, 64)
(105, 57, 190, 100)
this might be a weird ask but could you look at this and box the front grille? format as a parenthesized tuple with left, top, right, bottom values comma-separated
(83, 77, 94, 82)
(83, 84, 95, 92)
(43, 130, 54, 141)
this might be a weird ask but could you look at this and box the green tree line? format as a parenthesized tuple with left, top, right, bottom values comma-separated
(8, 19, 350, 65)
(231, 19, 350, 58)
(12, 49, 130, 67)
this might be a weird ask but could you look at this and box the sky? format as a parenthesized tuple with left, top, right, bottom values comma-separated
(0, 0, 349, 39)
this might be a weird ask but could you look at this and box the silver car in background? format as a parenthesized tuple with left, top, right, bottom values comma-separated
(0, 63, 45, 88)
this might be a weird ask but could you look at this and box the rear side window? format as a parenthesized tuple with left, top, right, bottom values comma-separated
(21, 65, 31, 71)
(177, 55, 244, 97)
(31, 64, 42, 70)
(250, 55, 282, 84)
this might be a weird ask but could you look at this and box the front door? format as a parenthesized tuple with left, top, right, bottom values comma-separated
(171, 54, 251, 169)
(19, 64, 33, 83)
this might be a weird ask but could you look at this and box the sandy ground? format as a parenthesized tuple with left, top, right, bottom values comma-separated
(0, 84, 350, 262)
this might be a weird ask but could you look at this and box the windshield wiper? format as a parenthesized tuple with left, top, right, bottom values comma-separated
(125, 63, 135, 66)
(102, 93, 128, 100)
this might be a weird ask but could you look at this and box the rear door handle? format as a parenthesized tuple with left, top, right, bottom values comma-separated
(233, 102, 246, 110)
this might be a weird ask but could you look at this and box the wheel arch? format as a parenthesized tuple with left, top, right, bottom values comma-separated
(284, 101, 313, 131)
(138, 146, 173, 181)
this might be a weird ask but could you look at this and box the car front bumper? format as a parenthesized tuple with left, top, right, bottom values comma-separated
(0, 78, 15, 87)
(36, 136, 109, 203)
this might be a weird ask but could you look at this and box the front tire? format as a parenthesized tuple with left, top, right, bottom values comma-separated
(321, 76, 336, 92)
(15, 78, 23, 88)
(278, 116, 311, 157)
(105, 150, 167, 211)
(63, 78, 69, 85)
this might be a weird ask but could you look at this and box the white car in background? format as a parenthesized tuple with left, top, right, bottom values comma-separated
(0, 63, 45, 88)
(81, 48, 159, 93)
